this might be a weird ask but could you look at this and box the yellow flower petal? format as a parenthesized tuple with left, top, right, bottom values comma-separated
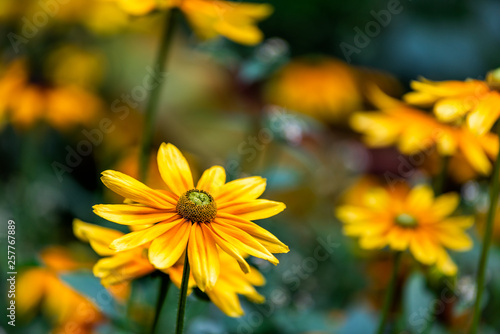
(188, 223, 220, 291)
(206, 288, 244, 317)
(409, 230, 438, 265)
(211, 221, 278, 265)
(434, 229, 472, 251)
(101, 170, 177, 208)
(73, 219, 124, 256)
(435, 249, 457, 276)
(110, 217, 180, 251)
(157, 143, 194, 196)
(467, 91, 500, 135)
(431, 193, 459, 219)
(217, 199, 285, 221)
(196, 165, 226, 193)
(359, 234, 388, 249)
(149, 220, 191, 269)
(93, 204, 177, 225)
(406, 185, 434, 212)
(458, 133, 492, 175)
(434, 96, 473, 123)
(16, 269, 49, 315)
(215, 212, 289, 253)
(215, 176, 266, 202)
(206, 224, 251, 273)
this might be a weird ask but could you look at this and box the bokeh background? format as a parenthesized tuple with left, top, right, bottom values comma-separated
(1, 0, 500, 333)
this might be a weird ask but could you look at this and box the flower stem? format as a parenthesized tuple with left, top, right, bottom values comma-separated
(175, 251, 191, 334)
(151, 273, 171, 334)
(470, 121, 500, 333)
(376, 252, 402, 334)
(138, 10, 177, 182)
(433, 155, 449, 196)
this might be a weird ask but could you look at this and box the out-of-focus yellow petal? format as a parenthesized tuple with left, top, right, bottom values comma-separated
(409, 230, 438, 265)
(430, 193, 459, 219)
(434, 96, 473, 123)
(73, 219, 124, 256)
(467, 91, 500, 135)
(406, 185, 434, 212)
(458, 133, 492, 175)
(16, 269, 48, 316)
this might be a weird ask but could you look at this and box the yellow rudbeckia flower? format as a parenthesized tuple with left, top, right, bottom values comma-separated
(336, 183, 474, 275)
(93, 142, 288, 291)
(74, 219, 266, 317)
(350, 86, 499, 175)
(17, 247, 104, 333)
(105, 0, 273, 45)
(404, 69, 500, 135)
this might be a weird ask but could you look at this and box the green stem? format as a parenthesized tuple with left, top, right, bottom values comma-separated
(151, 274, 171, 334)
(470, 121, 500, 333)
(175, 251, 191, 334)
(376, 252, 402, 334)
(433, 155, 449, 196)
(138, 10, 178, 182)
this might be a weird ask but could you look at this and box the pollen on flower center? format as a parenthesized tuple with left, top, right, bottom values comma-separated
(177, 189, 217, 223)
(395, 213, 418, 228)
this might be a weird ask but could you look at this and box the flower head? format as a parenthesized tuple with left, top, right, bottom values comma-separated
(93, 143, 288, 291)
(404, 69, 500, 135)
(336, 183, 474, 275)
(350, 86, 499, 175)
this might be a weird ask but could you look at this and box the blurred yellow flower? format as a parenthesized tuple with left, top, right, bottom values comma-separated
(336, 183, 473, 275)
(93, 143, 288, 291)
(74, 219, 266, 317)
(0, 59, 102, 131)
(404, 69, 500, 135)
(265, 56, 362, 122)
(17, 247, 103, 333)
(351, 86, 499, 175)
(74, 219, 155, 286)
(106, 0, 273, 45)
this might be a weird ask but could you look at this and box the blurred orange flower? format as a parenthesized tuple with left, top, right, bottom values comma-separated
(0, 59, 102, 131)
(404, 68, 500, 135)
(105, 0, 273, 45)
(265, 56, 362, 122)
(336, 183, 474, 275)
(17, 247, 103, 333)
(351, 86, 499, 175)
